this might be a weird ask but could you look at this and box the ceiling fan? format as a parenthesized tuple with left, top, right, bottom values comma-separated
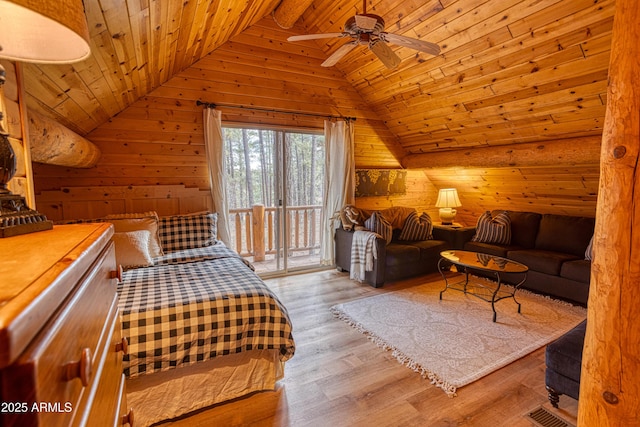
(287, 0, 441, 69)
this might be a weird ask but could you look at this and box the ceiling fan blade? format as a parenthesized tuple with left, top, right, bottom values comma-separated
(381, 33, 441, 56)
(369, 40, 401, 70)
(355, 14, 378, 31)
(322, 41, 358, 67)
(288, 33, 347, 42)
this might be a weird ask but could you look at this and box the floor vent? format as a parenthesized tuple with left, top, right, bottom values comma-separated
(525, 406, 575, 427)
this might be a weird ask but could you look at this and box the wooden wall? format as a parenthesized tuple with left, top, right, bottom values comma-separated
(355, 169, 441, 222)
(32, 16, 599, 223)
(36, 185, 211, 222)
(32, 17, 407, 214)
(425, 164, 599, 226)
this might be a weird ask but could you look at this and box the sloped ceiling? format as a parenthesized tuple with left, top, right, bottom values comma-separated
(22, 0, 613, 161)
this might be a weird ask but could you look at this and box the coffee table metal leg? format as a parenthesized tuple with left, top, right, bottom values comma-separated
(438, 258, 448, 300)
(491, 272, 501, 322)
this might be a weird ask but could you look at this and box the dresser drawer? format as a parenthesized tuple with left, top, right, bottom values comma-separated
(1, 243, 118, 427)
(80, 308, 128, 427)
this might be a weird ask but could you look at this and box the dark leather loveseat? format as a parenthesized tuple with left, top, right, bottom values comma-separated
(334, 206, 451, 287)
(463, 211, 594, 305)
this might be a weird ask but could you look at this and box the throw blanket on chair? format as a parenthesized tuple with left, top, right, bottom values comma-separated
(350, 230, 379, 282)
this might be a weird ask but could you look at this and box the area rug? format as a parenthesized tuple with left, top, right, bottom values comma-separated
(330, 280, 586, 397)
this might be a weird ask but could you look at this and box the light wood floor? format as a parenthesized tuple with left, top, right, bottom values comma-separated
(164, 270, 579, 427)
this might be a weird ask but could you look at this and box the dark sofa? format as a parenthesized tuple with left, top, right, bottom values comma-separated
(463, 211, 594, 305)
(334, 207, 451, 287)
(545, 319, 587, 407)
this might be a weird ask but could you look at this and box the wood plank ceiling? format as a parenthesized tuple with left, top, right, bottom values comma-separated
(22, 0, 613, 161)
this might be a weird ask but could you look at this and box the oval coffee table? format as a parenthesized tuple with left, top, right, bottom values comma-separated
(438, 250, 528, 322)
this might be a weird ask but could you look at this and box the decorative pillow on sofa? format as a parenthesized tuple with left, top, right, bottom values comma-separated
(159, 211, 218, 251)
(585, 236, 594, 261)
(364, 211, 393, 244)
(340, 205, 365, 231)
(105, 211, 163, 258)
(398, 211, 433, 241)
(471, 211, 512, 245)
(112, 230, 154, 269)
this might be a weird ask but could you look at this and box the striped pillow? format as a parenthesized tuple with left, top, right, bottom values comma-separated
(398, 212, 433, 241)
(364, 211, 393, 244)
(471, 211, 512, 245)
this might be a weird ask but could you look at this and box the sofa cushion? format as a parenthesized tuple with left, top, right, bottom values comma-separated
(560, 259, 591, 283)
(398, 211, 433, 241)
(400, 239, 449, 260)
(385, 243, 421, 266)
(535, 214, 595, 257)
(508, 249, 580, 276)
(365, 211, 393, 244)
(472, 211, 511, 245)
(463, 241, 522, 258)
(496, 211, 542, 248)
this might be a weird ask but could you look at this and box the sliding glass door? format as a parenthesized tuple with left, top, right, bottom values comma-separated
(223, 126, 325, 276)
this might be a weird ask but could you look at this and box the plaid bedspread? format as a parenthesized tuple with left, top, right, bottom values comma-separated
(117, 243, 295, 378)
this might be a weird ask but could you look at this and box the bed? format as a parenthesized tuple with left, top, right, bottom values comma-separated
(96, 211, 295, 426)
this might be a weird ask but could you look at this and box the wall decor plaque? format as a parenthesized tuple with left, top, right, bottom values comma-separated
(355, 169, 407, 197)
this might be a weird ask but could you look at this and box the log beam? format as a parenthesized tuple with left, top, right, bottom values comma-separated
(578, 0, 640, 424)
(27, 109, 100, 168)
(272, 0, 314, 29)
(401, 136, 601, 169)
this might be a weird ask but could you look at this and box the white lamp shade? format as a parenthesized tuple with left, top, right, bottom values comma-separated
(0, 0, 91, 63)
(435, 188, 461, 208)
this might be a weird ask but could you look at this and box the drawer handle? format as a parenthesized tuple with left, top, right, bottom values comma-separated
(63, 347, 92, 387)
(116, 337, 129, 355)
(110, 265, 124, 282)
(122, 408, 134, 426)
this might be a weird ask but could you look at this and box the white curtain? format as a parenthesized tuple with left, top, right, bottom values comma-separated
(320, 119, 355, 265)
(203, 108, 231, 246)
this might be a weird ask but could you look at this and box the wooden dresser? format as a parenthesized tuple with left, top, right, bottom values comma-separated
(0, 224, 133, 426)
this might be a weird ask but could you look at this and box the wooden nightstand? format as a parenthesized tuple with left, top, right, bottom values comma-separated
(437, 222, 464, 228)
(433, 224, 476, 249)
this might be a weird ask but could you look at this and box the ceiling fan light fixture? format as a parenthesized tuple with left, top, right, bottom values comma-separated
(287, 1, 440, 69)
(353, 14, 383, 32)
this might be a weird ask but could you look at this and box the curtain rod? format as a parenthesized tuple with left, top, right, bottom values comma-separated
(196, 100, 356, 121)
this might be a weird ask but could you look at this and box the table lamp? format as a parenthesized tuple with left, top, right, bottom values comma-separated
(0, 0, 90, 237)
(435, 188, 461, 225)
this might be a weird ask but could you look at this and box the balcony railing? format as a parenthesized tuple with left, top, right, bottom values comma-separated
(229, 204, 322, 261)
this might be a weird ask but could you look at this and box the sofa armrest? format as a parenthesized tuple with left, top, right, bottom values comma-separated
(334, 227, 386, 287)
(334, 227, 354, 272)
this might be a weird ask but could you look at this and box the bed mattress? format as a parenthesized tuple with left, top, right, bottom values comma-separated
(117, 243, 295, 378)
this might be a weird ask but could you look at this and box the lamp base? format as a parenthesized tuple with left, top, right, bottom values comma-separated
(0, 193, 53, 238)
(438, 207, 457, 225)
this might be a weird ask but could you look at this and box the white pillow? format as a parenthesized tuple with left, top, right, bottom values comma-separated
(113, 230, 154, 268)
(106, 212, 163, 257)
